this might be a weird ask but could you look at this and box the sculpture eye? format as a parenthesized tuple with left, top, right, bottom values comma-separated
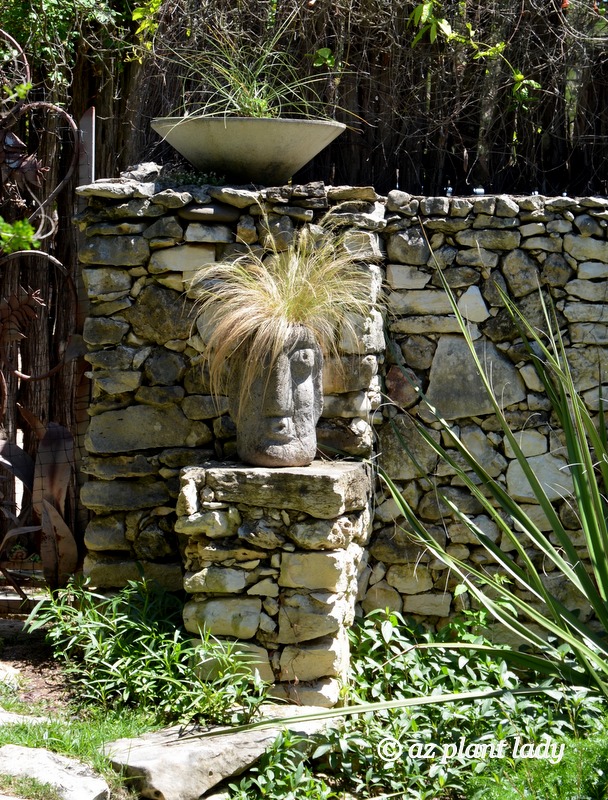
(290, 348, 314, 381)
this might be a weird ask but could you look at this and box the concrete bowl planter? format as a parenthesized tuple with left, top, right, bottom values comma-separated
(150, 116, 346, 185)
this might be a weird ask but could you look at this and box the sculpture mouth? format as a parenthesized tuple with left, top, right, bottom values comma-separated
(265, 432, 296, 446)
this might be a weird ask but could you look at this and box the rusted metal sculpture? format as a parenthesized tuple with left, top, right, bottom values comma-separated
(0, 29, 80, 591)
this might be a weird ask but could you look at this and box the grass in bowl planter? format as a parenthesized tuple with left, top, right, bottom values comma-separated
(187, 223, 372, 467)
(151, 18, 347, 184)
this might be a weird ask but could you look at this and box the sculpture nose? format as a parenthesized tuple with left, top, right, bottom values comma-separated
(263, 361, 294, 417)
(268, 416, 296, 438)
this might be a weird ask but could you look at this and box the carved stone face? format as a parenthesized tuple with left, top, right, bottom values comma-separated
(229, 327, 323, 467)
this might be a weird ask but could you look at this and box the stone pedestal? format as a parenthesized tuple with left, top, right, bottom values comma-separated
(175, 460, 372, 706)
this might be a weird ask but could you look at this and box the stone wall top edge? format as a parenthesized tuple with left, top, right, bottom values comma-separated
(76, 176, 608, 204)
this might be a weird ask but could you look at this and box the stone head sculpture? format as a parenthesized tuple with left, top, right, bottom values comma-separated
(229, 326, 323, 467)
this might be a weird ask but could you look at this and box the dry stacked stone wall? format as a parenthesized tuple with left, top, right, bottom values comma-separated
(77, 165, 608, 696)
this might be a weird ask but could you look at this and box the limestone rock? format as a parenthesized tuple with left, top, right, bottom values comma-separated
(121, 284, 196, 344)
(506, 453, 574, 502)
(361, 581, 402, 613)
(277, 592, 352, 643)
(386, 564, 433, 594)
(386, 264, 432, 290)
(279, 633, 349, 681)
(184, 566, 248, 593)
(79, 235, 149, 266)
(564, 234, 608, 262)
(84, 516, 130, 551)
(185, 223, 233, 243)
(425, 335, 526, 419)
(175, 508, 241, 538)
(377, 414, 439, 481)
(271, 678, 341, 707)
(389, 290, 453, 315)
(457, 286, 489, 322)
(201, 461, 370, 519)
(82, 268, 132, 301)
(287, 515, 362, 550)
(279, 547, 361, 592)
(183, 597, 261, 638)
(386, 228, 430, 265)
(85, 405, 212, 453)
(0, 745, 109, 800)
(80, 480, 170, 513)
(83, 317, 129, 346)
(150, 244, 215, 275)
(104, 709, 325, 800)
(455, 229, 520, 249)
(402, 592, 451, 617)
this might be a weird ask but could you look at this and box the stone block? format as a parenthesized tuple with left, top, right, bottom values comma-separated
(425, 336, 526, 420)
(506, 453, 573, 502)
(361, 580, 402, 614)
(455, 229, 520, 249)
(279, 548, 361, 592)
(83, 553, 183, 589)
(84, 515, 130, 551)
(193, 641, 274, 683)
(287, 514, 363, 550)
(185, 223, 233, 243)
(271, 677, 341, 707)
(322, 354, 378, 394)
(402, 592, 452, 617)
(184, 566, 248, 594)
(150, 243, 215, 274)
(79, 235, 149, 266)
(339, 309, 385, 354)
(83, 268, 132, 300)
(0, 745, 109, 800)
(388, 290, 453, 315)
(83, 317, 129, 346)
(386, 228, 430, 264)
(386, 564, 433, 594)
(386, 264, 432, 290)
(279, 632, 350, 681)
(175, 508, 241, 538)
(201, 461, 371, 519)
(80, 480, 170, 513)
(277, 592, 351, 643)
(564, 234, 608, 262)
(377, 414, 440, 481)
(85, 405, 212, 453)
(183, 597, 261, 638)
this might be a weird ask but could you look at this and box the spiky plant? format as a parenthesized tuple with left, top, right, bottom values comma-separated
(187, 222, 375, 419)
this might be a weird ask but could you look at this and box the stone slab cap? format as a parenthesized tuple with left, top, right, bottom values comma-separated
(198, 460, 371, 520)
(103, 707, 326, 800)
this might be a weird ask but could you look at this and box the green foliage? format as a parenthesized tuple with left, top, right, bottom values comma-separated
(409, 0, 453, 45)
(408, 1, 540, 110)
(381, 273, 608, 698)
(0, 774, 62, 800)
(26, 578, 268, 724)
(0, 216, 39, 254)
(229, 729, 339, 800)
(164, 12, 336, 119)
(0, 702, 161, 796)
(132, 0, 162, 49)
(0, 0, 128, 81)
(229, 610, 606, 800)
(468, 733, 608, 798)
